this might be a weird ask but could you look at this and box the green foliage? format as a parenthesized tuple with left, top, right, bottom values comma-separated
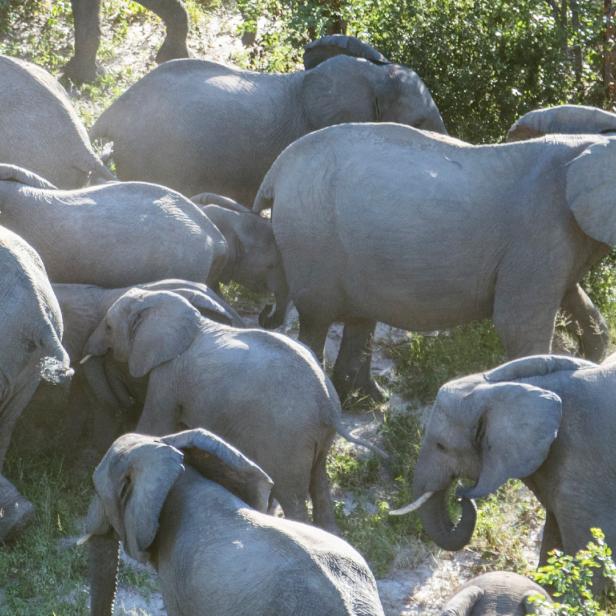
(530, 529, 616, 615)
(388, 321, 505, 403)
(238, 0, 608, 142)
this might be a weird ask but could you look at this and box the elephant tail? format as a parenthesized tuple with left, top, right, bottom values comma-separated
(0, 164, 57, 189)
(325, 380, 389, 459)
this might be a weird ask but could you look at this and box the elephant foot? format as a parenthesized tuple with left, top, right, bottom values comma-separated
(61, 57, 98, 85)
(155, 40, 189, 64)
(0, 478, 34, 542)
(333, 372, 387, 407)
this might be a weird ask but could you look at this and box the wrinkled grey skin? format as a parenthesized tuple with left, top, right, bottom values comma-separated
(0, 164, 226, 287)
(63, 0, 189, 84)
(14, 280, 241, 458)
(191, 192, 288, 329)
(404, 354, 616, 584)
(83, 289, 386, 531)
(0, 55, 113, 187)
(507, 104, 616, 141)
(85, 429, 385, 616)
(0, 226, 73, 540)
(91, 37, 446, 203)
(441, 572, 550, 616)
(254, 124, 613, 400)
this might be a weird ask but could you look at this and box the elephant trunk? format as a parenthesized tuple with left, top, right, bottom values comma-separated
(415, 489, 476, 552)
(89, 531, 120, 616)
(258, 277, 289, 329)
(40, 329, 73, 386)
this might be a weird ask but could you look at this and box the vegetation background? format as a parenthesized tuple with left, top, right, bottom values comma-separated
(0, 1, 614, 614)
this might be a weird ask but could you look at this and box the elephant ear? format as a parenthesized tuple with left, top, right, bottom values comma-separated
(162, 428, 273, 512)
(120, 438, 185, 563)
(460, 382, 562, 499)
(440, 585, 484, 616)
(302, 57, 378, 130)
(566, 139, 616, 247)
(170, 288, 234, 325)
(0, 163, 57, 189)
(126, 292, 202, 378)
(303, 35, 389, 70)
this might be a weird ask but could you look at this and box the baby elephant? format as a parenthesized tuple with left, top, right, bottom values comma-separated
(82, 289, 385, 531)
(83, 429, 385, 616)
(441, 572, 551, 615)
(394, 354, 616, 578)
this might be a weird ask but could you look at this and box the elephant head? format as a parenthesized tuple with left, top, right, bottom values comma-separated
(301, 35, 446, 134)
(192, 192, 289, 329)
(390, 355, 594, 551)
(83, 289, 202, 379)
(82, 428, 273, 614)
(507, 104, 616, 141)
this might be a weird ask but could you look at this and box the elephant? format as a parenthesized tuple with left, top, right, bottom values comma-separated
(82, 428, 386, 616)
(82, 289, 386, 531)
(0, 164, 226, 287)
(0, 55, 113, 188)
(507, 105, 616, 141)
(13, 279, 242, 459)
(391, 354, 616, 583)
(90, 35, 446, 203)
(62, 0, 189, 84)
(440, 572, 551, 615)
(191, 192, 288, 329)
(253, 124, 613, 400)
(0, 225, 73, 540)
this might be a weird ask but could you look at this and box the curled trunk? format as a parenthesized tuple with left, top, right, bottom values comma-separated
(416, 489, 476, 551)
(89, 531, 120, 616)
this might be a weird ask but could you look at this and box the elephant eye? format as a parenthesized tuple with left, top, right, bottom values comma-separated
(436, 442, 446, 452)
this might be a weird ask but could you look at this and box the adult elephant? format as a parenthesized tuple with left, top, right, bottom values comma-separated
(391, 355, 615, 578)
(0, 226, 73, 540)
(91, 35, 446, 203)
(507, 104, 616, 141)
(0, 55, 112, 188)
(0, 164, 226, 288)
(253, 124, 613, 400)
(63, 0, 189, 84)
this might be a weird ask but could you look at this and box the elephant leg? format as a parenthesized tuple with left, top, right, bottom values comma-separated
(137, 0, 189, 63)
(275, 486, 310, 524)
(493, 273, 563, 358)
(134, 371, 179, 436)
(539, 511, 562, 566)
(298, 313, 330, 364)
(63, 0, 101, 84)
(561, 284, 609, 362)
(309, 448, 339, 533)
(332, 319, 384, 402)
(0, 474, 34, 542)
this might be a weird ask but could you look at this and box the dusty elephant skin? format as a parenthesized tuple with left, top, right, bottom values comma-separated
(84, 429, 385, 616)
(440, 572, 550, 616)
(13, 279, 242, 459)
(0, 226, 73, 541)
(0, 55, 113, 187)
(191, 192, 289, 329)
(82, 289, 386, 531)
(507, 104, 616, 141)
(63, 0, 189, 84)
(90, 35, 446, 203)
(0, 164, 227, 288)
(398, 354, 616, 593)
(254, 125, 613, 400)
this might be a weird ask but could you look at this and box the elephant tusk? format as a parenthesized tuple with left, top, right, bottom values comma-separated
(76, 533, 92, 545)
(389, 491, 434, 516)
(79, 354, 93, 365)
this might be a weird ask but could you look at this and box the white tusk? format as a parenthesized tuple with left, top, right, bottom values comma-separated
(389, 491, 434, 516)
(79, 354, 92, 365)
(76, 533, 92, 546)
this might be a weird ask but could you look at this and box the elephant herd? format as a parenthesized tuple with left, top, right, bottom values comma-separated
(2, 20, 616, 616)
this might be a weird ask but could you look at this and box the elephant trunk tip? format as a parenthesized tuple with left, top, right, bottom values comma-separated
(40, 356, 74, 385)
